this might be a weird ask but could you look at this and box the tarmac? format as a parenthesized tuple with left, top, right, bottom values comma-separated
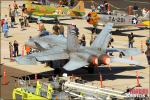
(0, 0, 150, 99)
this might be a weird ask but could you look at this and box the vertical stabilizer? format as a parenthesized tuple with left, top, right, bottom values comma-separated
(91, 23, 113, 50)
(70, 1, 85, 16)
(67, 25, 80, 52)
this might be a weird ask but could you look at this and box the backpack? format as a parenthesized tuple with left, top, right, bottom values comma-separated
(1, 19, 5, 26)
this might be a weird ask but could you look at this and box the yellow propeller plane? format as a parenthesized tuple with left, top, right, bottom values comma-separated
(24, 0, 85, 20)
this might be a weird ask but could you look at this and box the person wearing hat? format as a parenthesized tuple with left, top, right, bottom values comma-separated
(128, 32, 134, 48)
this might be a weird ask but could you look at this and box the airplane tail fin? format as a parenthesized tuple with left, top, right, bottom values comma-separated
(24, 0, 33, 13)
(91, 23, 113, 51)
(67, 25, 80, 52)
(25, 0, 32, 6)
(70, 1, 85, 17)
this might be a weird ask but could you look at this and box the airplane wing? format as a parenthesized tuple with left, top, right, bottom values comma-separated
(15, 48, 69, 64)
(35, 49, 69, 61)
(106, 48, 141, 57)
(15, 56, 37, 65)
(63, 54, 88, 71)
(26, 34, 67, 51)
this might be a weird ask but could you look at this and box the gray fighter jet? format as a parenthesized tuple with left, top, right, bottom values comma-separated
(15, 23, 140, 71)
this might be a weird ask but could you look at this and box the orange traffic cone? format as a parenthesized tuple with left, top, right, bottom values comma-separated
(2, 65, 9, 85)
(55, 96, 58, 100)
(100, 74, 103, 88)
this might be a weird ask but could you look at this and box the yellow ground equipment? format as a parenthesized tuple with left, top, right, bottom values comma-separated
(12, 80, 53, 100)
(12, 80, 70, 100)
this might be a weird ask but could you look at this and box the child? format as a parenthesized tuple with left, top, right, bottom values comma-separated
(3, 22, 9, 38)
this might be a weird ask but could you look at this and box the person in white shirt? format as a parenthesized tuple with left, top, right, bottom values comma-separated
(4, 15, 8, 23)
(142, 8, 147, 16)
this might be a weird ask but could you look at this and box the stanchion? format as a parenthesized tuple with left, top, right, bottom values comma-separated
(108, 64, 111, 71)
(35, 74, 37, 81)
(107, 3, 111, 14)
(22, 45, 24, 57)
(2, 65, 9, 85)
(129, 56, 134, 66)
(100, 74, 103, 88)
(14, 80, 17, 88)
(10, 50, 14, 62)
(136, 71, 141, 87)
(141, 40, 144, 53)
(131, 56, 133, 60)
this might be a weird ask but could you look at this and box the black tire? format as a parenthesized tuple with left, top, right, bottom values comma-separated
(54, 68, 62, 75)
(87, 66, 95, 74)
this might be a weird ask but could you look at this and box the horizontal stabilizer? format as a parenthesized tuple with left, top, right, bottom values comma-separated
(107, 48, 141, 57)
(63, 55, 88, 71)
(110, 57, 139, 65)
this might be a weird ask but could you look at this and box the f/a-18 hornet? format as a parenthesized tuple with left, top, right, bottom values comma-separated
(15, 23, 140, 71)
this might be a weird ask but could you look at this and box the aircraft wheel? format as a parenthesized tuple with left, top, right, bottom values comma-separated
(54, 18, 59, 23)
(87, 66, 95, 74)
(115, 29, 121, 34)
(46, 61, 53, 67)
(54, 68, 62, 75)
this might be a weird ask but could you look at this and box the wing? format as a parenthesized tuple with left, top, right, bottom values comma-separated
(26, 35, 67, 51)
(63, 54, 88, 71)
(34, 49, 69, 61)
(15, 48, 69, 64)
(106, 48, 141, 57)
(15, 56, 37, 65)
